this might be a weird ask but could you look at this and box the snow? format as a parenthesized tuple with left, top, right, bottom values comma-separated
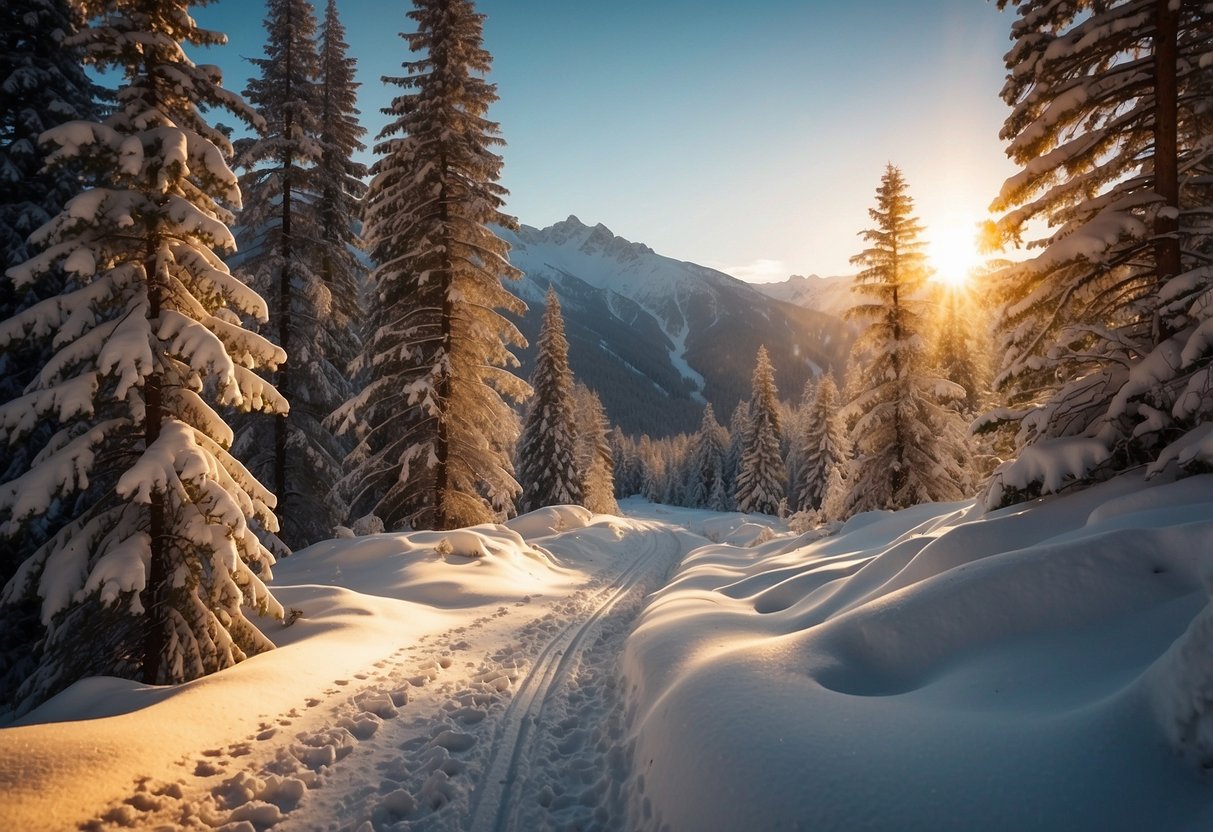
(3, 482, 1213, 830)
(987, 436, 1113, 507)
(622, 476, 1213, 831)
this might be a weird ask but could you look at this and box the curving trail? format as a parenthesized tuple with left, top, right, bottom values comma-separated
(466, 525, 679, 832)
(72, 519, 686, 832)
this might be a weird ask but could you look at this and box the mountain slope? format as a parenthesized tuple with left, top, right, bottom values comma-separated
(501, 217, 853, 437)
(751, 273, 858, 320)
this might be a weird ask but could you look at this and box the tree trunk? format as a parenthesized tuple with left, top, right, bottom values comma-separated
(142, 243, 166, 685)
(276, 24, 295, 518)
(276, 159, 291, 509)
(435, 159, 452, 530)
(1153, 0, 1180, 289)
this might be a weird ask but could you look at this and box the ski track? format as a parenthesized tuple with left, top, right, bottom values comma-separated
(79, 522, 681, 832)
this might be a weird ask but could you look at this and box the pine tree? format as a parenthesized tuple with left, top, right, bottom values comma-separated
(783, 377, 818, 510)
(640, 435, 664, 503)
(0, 0, 104, 481)
(610, 426, 643, 499)
(735, 346, 786, 515)
(843, 165, 971, 516)
(931, 284, 989, 417)
(797, 374, 848, 513)
(0, 1, 286, 712)
(316, 0, 368, 391)
(687, 403, 729, 509)
(573, 384, 619, 515)
(661, 434, 689, 507)
(517, 289, 582, 512)
(983, 0, 1213, 505)
(0, 0, 104, 705)
(724, 401, 748, 508)
(233, 0, 345, 549)
(334, 0, 528, 530)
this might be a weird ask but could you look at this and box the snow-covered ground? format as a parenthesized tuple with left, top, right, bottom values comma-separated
(623, 476, 1213, 831)
(2, 480, 1212, 830)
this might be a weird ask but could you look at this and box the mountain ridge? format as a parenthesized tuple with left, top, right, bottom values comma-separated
(501, 216, 854, 436)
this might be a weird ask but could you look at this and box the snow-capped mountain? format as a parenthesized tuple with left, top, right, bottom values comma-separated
(500, 216, 853, 437)
(751, 273, 858, 320)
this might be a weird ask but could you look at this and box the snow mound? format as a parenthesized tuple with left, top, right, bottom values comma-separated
(505, 504, 595, 538)
(621, 475, 1213, 831)
(274, 523, 568, 608)
(697, 512, 785, 543)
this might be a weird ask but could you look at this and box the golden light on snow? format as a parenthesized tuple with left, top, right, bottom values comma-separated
(927, 220, 983, 288)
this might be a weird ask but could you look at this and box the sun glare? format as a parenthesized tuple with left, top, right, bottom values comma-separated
(927, 223, 983, 289)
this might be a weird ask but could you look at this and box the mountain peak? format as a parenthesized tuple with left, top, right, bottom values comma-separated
(525, 216, 654, 260)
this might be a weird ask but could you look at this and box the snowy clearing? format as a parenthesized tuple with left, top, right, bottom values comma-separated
(3, 482, 1213, 830)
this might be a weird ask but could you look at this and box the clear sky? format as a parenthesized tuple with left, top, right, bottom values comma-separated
(194, 0, 1020, 281)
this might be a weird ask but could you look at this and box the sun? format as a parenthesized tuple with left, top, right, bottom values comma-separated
(926, 221, 983, 289)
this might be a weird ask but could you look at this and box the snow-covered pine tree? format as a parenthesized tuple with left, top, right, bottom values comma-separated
(843, 165, 971, 516)
(334, 0, 528, 530)
(1, 0, 104, 475)
(735, 346, 786, 515)
(517, 289, 583, 512)
(0, 0, 105, 701)
(573, 383, 619, 515)
(687, 403, 729, 509)
(233, 0, 345, 548)
(610, 426, 643, 499)
(723, 401, 748, 508)
(316, 0, 367, 395)
(640, 435, 664, 503)
(797, 373, 848, 513)
(782, 377, 818, 510)
(661, 434, 690, 507)
(931, 283, 989, 417)
(982, 0, 1213, 506)
(0, 0, 103, 278)
(0, 1, 286, 711)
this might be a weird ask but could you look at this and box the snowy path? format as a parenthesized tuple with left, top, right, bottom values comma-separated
(73, 518, 683, 832)
(465, 527, 678, 832)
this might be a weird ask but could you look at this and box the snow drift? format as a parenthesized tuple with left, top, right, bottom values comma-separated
(621, 475, 1213, 831)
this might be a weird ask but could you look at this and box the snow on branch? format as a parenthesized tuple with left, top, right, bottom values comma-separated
(986, 437, 1112, 508)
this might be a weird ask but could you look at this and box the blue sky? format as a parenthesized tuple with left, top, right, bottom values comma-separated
(195, 0, 1018, 280)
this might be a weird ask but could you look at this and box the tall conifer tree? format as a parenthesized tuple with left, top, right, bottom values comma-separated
(724, 401, 748, 508)
(984, 0, 1213, 504)
(0, 0, 286, 711)
(517, 289, 582, 512)
(234, 0, 346, 548)
(735, 346, 786, 515)
(0, 0, 104, 711)
(573, 384, 619, 515)
(843, 165, 970, 516)
(316, 0, 368, 388)
(932, 285, 988, 417)
(797, 374, 848, 513)
(687, 403, 729, 510)
(334, 0, 528, 530)
(0, 0, 102, 277)
(0, 0, 104, 471)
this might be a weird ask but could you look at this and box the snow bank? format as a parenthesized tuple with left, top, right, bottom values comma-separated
(0, 515, 597, 830)
(621, 475, 1213, 831)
